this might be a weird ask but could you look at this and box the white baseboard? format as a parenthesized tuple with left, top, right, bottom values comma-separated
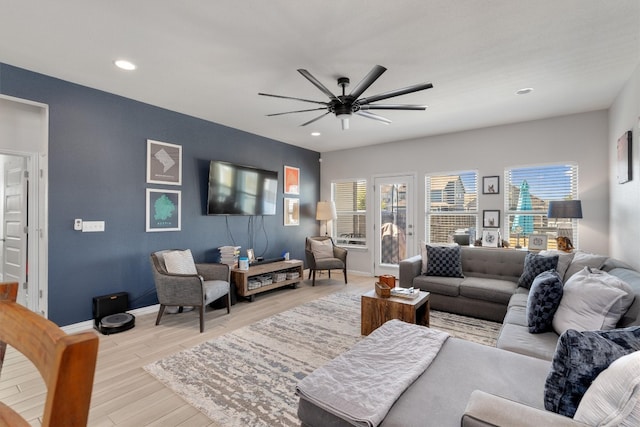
(62, 304, 159, 334)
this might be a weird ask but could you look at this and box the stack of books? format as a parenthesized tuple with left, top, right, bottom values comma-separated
(390, 287, 421, 299)
(216, 245, 241, 267)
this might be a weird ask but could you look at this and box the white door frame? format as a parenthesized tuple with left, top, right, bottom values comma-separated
(0, 94, 48, 317)
(373, 173, 417, 278)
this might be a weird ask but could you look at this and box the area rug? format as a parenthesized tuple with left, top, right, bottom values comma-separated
(144, 292, 501, 426)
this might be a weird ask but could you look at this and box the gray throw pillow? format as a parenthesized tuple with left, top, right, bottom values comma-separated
(564, 251, 607, 280)
(426, 245, 464, 278)
(526, 270, 563, 333)
(544, 326, 640, 418)
(518, 252, 559, 289)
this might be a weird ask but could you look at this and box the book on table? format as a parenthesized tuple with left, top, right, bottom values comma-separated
(390, 287, 420, 299)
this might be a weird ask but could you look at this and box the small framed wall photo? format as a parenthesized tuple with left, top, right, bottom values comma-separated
(284, 197, 300, 226)
(482, 229, 500, 248)
(528, 234, 548, 251)
(147, 139, 182, 185)
(483, 176, 500, 194)
(146, 189, 181, 232)
(483, 210, 500, 228)
(284, 165, 300, 195)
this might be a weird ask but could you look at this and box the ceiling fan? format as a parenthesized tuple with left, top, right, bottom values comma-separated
(259, 65, 433, 130)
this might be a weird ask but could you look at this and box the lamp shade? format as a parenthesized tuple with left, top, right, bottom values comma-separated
(316, 201, 337, 221)
(547, 200, 583, 219)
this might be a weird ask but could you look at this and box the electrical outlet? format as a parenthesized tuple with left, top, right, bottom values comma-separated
(82, 221, 105, 232)
(74, 219, 82, 231)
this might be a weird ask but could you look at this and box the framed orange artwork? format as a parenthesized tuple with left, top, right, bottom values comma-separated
(284, 165, 300, 195)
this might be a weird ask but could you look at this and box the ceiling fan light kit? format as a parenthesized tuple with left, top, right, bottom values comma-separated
(259, 65, 433, 130)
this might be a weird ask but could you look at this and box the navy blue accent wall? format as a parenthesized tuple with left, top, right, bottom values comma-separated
(0, 63, 320, 326)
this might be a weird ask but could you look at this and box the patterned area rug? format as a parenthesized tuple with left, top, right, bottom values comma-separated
(144, 292, 501, 426)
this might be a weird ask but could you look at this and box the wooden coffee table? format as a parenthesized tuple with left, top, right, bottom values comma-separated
(360, 289, 430, 335)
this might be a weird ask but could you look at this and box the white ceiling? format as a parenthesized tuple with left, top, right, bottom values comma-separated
(1, 1, 639, 152)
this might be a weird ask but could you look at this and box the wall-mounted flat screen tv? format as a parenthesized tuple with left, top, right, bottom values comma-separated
(207, 160, 278, 215)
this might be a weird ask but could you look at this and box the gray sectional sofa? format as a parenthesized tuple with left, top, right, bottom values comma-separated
(298, 246, 640, 426)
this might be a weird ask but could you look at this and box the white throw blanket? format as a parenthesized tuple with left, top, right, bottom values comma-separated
(296, 319, 449, 427)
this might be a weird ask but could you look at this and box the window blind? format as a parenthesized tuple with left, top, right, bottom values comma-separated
(332, 180, 367, 246)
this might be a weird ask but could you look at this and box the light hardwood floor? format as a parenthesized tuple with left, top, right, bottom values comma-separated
(2, 271, 373, 426)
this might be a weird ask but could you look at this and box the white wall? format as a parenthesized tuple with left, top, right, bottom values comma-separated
(321, 110, 610, 275)
(609, 63, 640, 270)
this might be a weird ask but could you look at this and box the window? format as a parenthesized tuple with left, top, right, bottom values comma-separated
(425, 171, 478, 244)
(504, 163, 579, 249)
(332, 180, 366, 247)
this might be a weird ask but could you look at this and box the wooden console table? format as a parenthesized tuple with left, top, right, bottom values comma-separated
(231, 259, 303, 302)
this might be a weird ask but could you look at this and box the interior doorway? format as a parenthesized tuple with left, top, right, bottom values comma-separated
(0, 95, 48, 316)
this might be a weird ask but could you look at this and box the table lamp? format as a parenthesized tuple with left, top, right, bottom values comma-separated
(547, 200, 582, 239)
(316, 201, 337, 236)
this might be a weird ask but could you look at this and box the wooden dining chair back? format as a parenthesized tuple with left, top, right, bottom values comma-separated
(0, 283, 99, 427)
(0, 282, 18, 376)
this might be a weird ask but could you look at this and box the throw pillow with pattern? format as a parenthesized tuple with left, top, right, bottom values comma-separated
(517, 252, 559, 289)
(426, 245, 464, 278)
(526, 270, 563, 333)
(544, 326, 640, 418)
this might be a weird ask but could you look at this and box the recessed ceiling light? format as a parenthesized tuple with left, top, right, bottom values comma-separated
(114, 59, 136, 71)
(515, 87, 534, 95)
(311, 132, 321, 137)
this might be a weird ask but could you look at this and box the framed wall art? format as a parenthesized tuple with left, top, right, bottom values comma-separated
(482, 229, 500, 248)
(528, 234, 548, 251)
(482, 176, 500, 194)
(617, 130, 632, 184)
(284, 197, 300, 226)
(147, 139, 182, 185)
(284, 165, 300, 195)
(146, 189, 181, 232)
(483, 210, 500, 228)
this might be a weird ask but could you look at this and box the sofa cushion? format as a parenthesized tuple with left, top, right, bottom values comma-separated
(508, 291, 529, 309)
(564, 251, 607, 280)
(526, 270, 563, 333)
(426, 245, 464, 278)
(503, 305, 528, 327)
(552, 267, 635, 335)
(539, 250, 574, 279)
(544, 327, 640, 417)
(574, 350, 640, 426)
(163, 249, 198, 275)
(310, 239, 334, 259)
(459, 277, 517, 305)
(413, 275, 462, 297)
(496, 322, 559, 361)
(517, 252, 559, 289)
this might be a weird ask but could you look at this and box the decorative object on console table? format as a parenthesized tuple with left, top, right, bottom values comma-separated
(547, 200, 582, 244)
(528, 234, 548, 251)
(483, 210, 500, 228)
(617, 130, 632, 184)
(284, 165, 300, 194)
(316, 200, 337, 235)
(482, 176, 500, 194)
(482, 229, 500, 248)
(146, 139, 182, 185)
(284, 198, 300, 226)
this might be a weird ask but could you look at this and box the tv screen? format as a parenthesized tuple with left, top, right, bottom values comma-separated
(207, 160, 278, 215)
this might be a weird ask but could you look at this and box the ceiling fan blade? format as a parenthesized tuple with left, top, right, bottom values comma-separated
(348, 65, 387, 100)
(301, 111, 331, 126)
(297, 69, 341, 102)
(358, 82, 433, 105)
(258, 92, 328, 106)
(267, 107, 327, 117)
(355, 111, 392, 124)
(360, 104, 427, 111)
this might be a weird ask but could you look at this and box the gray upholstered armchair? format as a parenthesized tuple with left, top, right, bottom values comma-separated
(150, 249, 231, 333)
(305, 236, 348, 286)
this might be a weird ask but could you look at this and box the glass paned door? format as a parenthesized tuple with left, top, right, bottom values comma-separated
(374, 175, 415, 277)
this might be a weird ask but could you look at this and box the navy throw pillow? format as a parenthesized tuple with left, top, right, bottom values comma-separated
(426, 245, 464, 278)
(526, 270, 563, 333)
(544, 326, 640, 417)
(518, 252, 559, 289)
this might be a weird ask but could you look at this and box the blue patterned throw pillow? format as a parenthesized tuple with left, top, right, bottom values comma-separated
(526, 270, 563, 333)
(426, 245, 464, 278)
(544, 326, 640, 417)
(518, 252, 559, 289)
